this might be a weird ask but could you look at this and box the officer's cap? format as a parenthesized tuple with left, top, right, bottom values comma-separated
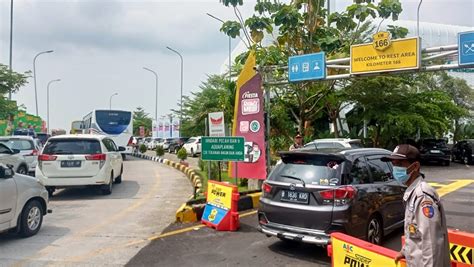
(381, 144, 420, 162)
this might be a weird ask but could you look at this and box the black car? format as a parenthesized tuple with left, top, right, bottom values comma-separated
(259, 148, 404, 246)
(418, 138, 451, 166)
(167, 137, 190, 153)
(451, 139, 474, 165)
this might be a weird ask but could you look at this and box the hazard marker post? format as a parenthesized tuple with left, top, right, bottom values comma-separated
(201, 180, 240, 231)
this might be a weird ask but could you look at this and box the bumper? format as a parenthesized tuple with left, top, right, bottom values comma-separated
(259, 223, 330, 245)
(36, 169, 109, 187)
(420, 154, 450, 162)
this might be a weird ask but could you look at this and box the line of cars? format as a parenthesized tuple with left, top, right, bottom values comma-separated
(140, 136, 203, 157)
(258, 137, 473, 247)
(0, 134, 126, 238)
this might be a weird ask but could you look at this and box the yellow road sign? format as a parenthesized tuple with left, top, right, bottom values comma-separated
(351, 37, 420, 74)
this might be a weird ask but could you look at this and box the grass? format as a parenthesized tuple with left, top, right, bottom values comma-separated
(198, 169, 249, 194)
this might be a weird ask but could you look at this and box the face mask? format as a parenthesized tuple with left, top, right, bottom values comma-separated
(392, 166, 410, 184)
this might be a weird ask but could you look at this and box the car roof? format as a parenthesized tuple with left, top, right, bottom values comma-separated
(281, 147, 391, 161)
(48, 134, 106, 140)
(0, 135, 35, 141)
(310, 138, 361, 143)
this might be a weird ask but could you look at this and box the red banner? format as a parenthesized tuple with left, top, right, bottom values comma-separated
(230, 51, 267, 180)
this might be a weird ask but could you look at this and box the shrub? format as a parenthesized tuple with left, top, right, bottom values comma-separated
(155, 145, 165, 157)
(177, 147, 187, 161)
(139, 144, 147, 153)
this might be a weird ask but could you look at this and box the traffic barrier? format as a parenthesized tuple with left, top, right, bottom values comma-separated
(201, 181, 240, 231)
(328, 232, 406, 267)
(401, 229, 474, 267)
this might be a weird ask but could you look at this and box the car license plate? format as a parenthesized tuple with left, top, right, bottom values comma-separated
(430, 150, 441, 153)
(61, 160, 81, 168)
(280, 190, 309, 204)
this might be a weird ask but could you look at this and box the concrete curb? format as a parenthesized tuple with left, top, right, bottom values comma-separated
(132, 152, 203, 196)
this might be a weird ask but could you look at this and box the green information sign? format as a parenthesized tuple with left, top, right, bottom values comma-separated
(201, 137, 245, 161)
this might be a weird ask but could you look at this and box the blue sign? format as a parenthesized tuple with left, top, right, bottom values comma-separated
(458, 31, 474, 66)
(202, 204, 228, 225)
(288, 52, 326, 82)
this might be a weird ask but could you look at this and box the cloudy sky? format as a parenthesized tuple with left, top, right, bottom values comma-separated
(0, 0, 472, 131)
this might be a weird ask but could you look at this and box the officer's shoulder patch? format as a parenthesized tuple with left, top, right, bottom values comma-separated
(422, 203, 435, 218)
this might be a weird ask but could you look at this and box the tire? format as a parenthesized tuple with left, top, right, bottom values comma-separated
(175, 147, 179, 154)
(444, 160, 450, 166)
(101, 173, 113, 195)
(121, 154, 126, 161)
(366, 215, 383, 245)
(114, 166, 123, 184)
(168, 148, 172, 153)
(191, 148, 196, 158)
(19, 200, 43, 237)
(16, 165, 28, 175)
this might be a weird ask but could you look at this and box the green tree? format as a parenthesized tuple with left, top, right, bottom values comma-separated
(0, 64, 30, 120)
(178, 75, 235, 137)
(133, 107, 152, 136)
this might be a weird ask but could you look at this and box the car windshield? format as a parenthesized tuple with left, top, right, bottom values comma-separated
(43, 139, 102, 155)
(95, 110, 132, 135)
(268, 156, 344, 186)
(186, 138, 196, 144)
(0, 139, 34, 150)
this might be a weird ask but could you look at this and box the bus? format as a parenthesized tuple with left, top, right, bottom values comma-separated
(70, 120, 84, 134)
(82, 109, 134, 159)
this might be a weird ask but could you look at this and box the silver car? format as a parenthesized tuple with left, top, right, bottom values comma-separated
(0, 136, 41, 173)
(0, 143, 29, 175)
(0, 164, 50, 237)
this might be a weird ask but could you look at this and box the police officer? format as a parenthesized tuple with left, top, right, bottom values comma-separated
(382, 144, 450, 267)
(289, 134, 303, 151)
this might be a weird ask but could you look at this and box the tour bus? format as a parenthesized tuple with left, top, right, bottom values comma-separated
(82, 109, 134, 159)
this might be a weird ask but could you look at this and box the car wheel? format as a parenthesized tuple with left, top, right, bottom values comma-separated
(175, 147, 179, 154)
(115, 166, 123, 184)
(19, 200, 43, 237)
(444, 160, 450, 166)
(16, 165, 28, 175)
(121, 154, 126, 161)
(101, 173, 113, 195)
(191, 148, 196, 157)
(367, 215, 383, 245)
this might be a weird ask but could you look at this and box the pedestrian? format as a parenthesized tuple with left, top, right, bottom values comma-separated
(289, 134, 304, 151)
(381, 144, 450, 267)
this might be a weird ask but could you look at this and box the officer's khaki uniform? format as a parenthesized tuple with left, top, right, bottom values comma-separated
(402, 176, 450, 267)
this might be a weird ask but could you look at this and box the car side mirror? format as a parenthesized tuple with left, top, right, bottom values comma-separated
(0, 166, 14, 179)
(11, 149, 20, 154)
(118, 146, 126, 152)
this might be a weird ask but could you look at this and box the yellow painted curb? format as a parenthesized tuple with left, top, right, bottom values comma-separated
(175, 203, 197, 223)
(247, 192, 262, 209)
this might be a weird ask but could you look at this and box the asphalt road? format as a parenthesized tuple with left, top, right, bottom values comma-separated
(0, 157, 193, 266)
(127, 162, 474, 267)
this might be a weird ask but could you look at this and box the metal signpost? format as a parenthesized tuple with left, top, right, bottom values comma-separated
(288, 52, 326, 82)
(458, 31, 474, 66)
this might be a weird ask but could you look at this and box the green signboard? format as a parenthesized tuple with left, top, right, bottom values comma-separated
(201, 137, 245, 161)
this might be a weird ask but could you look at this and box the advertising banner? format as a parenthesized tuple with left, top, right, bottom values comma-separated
(208, 111, 225, 137)
(152, 120, 157, 138)
(172, 119, 180, 138)
(351, 33, 420, 75)
(157, 119, 164, 139)
(229, 51, 267, 180)
(164, 120, 171, 139)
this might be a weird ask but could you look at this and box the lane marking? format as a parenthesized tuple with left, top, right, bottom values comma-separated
(437, 179, 474, 198)
(13, 162, 163, 267)
(428, 182, 443, 188)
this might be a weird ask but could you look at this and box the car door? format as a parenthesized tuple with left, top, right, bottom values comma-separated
(365, 154, 404, 230)
(102, 139, 120, 176)
(109, 139, 122, 176)
(0, 169, 17, 226)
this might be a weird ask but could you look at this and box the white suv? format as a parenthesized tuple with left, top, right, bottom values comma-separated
(0, 143, 29, 175)
(0, 164, 50, 237)
(36, 135, 124, 196)
(182, 136, 202, 157)
(303, 138, 363, 150)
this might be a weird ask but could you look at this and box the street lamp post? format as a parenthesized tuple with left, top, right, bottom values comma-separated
(206, 13, 232, 81)
(47, 79, 61, 135)
(109, 93, 118, 110)
(33, 50, 54, 116)
(8, 0, 13, 100)
(143, 67, 158, 123)
(166, 46, 183, 121)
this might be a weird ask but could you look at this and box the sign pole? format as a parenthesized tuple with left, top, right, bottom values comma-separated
(235, 162, 238, 186)
(205, 118, 212, 180)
